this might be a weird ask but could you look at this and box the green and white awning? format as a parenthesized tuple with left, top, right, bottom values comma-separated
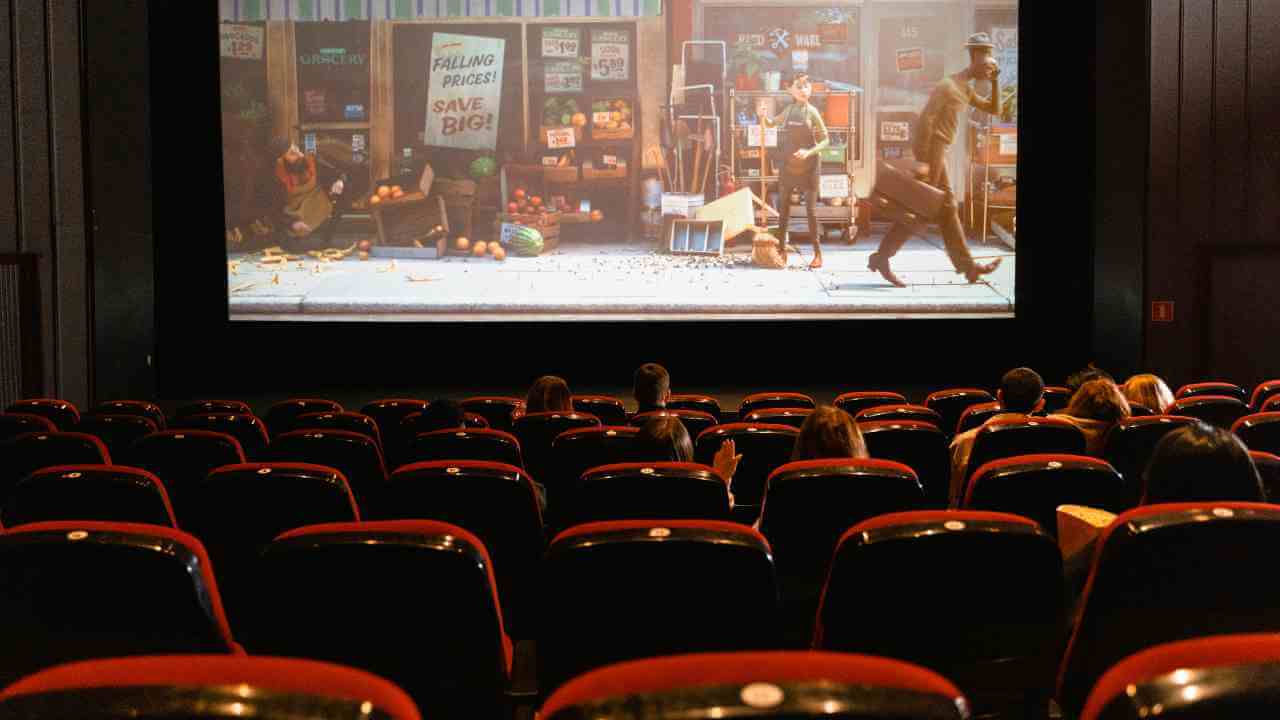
(220, 0, 661, 21)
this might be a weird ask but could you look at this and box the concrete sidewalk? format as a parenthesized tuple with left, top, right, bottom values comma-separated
(228, 228, 1014, 321)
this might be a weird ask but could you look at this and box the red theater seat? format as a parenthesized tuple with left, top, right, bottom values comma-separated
(834, 390, 908, 418)
(0, 521, 239, 686)
(0, 431, 111, 499)
(294, 410, 383, 450)
(1233, 412, 1280, 455)
(0, 655, 421, 720)
(816, 510, 1065, 718)
(1041, 386, 1074, 414)
(629, 408, 719, 439)
(760, 458, 925, 645)
(173, 400, 252, 421)
(91, 400, 167, 430)
(965, 454, 1129, 534)
(512, 411, 600, 492)
(1081, 634, 1280, 720)
(569, 461, 732, 526)
(262, 398, 343, 437)
(1056, 502, 1280, 715)
(744, 407, 813, 428)
(361, 398, 427, 469)
(249, 520, 512, 717)
(266, 429, 386, 515)
(961, 417, 1086, 501)
(1250, 380, 1280, 411)
(460, 396, 525, 433)
(926, 388, 996, 437)
(1168, 395, 1250, 429)
(573, 395, 628, 425)
(694, 423, 800, 523)
(170, 413, 270, 460)
(665, 394, 722, 420)
(538, 520, 780, 695)
(401, 427, 524, 469)
(181, 463, 360, 629)
(739, 392, 816, 417)
(65, 413, 156, 460)
(1175, 381, 1247, 402)
(541, 651, 970, 720)
(380, 461, 543, 638)
(1127, 402, 1157, 416)
(1102, 415, 1198, 502)
(6, 399, 79, 431)
(0, 413, 56, 442)
(464, 412, 490, 429)
(956, 401, 1003, 434)
(855, 404, 945, 428)
(861, 420, 951, 508)
(1250, 450, 1280, 502)
(121, 430, 245, 525)
(2, 465, 176, 528)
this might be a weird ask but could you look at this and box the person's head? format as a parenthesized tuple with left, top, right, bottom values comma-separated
(416, 398, 466, 433)
(271, 136, 305, 166)
(1142, 421, 1264, 504)
(525, 375, 573, 414)
(633, 363, 671, 410)
(792, 406, 868, 461)
(964, 32, 997, 79)
(788, 72, 812, 104)
(1122, 374, 1176, 415)
(1064, 379, 1132, 423)
(636, 416, 694, 463)
(1066, 364, 1115, 394)
(1000, 367, 1045, 414)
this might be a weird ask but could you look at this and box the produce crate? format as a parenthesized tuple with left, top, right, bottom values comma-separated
(371, 193, 449, 248)
(543, 165, 580, 184)
(591, 126, 634, 141)
(494, 211, 561, 252)
(501, 164, 548, 205)
(582, 160, 628, 181)
(428, 177, 477, 239)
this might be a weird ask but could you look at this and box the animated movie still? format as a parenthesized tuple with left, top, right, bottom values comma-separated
(220, 1, 1017, 321)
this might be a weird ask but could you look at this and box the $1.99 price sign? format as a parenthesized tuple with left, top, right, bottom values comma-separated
(542, 27, 580, 58)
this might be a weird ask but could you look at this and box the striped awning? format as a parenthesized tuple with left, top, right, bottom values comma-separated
(220, 0, 662, 20)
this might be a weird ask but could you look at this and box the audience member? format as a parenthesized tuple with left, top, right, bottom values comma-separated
(1052, 379, 1131, 455)
(1142, 421, 1264, 504)
(636, 416, 741, 507)
(950, 367, 1045, 504)
(1065, 363, 1115, 394)
(791, 406, 868, 461)
(634, 363, 671, 414)
(1122, 373, 1176, 415)
(525, 375, 573, 414)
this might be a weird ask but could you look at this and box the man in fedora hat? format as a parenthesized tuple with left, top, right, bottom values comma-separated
(868, 31, 1004, 288)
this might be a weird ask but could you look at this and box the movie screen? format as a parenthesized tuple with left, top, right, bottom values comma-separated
(220, 1, 1017, 321)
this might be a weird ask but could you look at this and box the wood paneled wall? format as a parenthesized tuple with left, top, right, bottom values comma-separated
(1147, 0, 1280, 388)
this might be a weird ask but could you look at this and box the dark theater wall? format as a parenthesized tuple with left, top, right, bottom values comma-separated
(1147, 0, 1280, 388)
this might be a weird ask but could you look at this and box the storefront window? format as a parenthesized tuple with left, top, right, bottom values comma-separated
(702, 5, 861, 94)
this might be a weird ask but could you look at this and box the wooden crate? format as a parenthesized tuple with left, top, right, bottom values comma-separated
(501, 164, 549, 205)
(427, 177, 477, 239)
(494, 211, 561, 252)
(590, 126, 634, 141)
(582, 160, 628, 181)
(371, 193, 449, 247)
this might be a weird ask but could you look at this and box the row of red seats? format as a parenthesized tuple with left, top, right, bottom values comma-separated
(0, 503, 1274, 717)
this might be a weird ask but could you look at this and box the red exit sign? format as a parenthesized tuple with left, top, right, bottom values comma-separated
(1152, 301, 1175, 322)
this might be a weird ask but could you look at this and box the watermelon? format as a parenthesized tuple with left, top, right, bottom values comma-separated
(506, 225, 544, 257)
(469, 155, 497, 179)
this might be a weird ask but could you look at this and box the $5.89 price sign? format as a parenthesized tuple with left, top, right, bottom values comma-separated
(590, 30, 629, 81)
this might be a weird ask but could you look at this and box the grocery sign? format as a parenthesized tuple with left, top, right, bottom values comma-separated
(896, 47, 924, 73)
(425, 33, 506, 151)
(220, 24, 263, 60)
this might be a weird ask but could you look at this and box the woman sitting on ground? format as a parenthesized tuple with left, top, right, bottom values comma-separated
(1142, 421, 1264, 504)
(1052, 379, 1132, 455)
(524, 375, 573, 414)
(636, 416, 741, 508)
(1122, 373, 1176, 415)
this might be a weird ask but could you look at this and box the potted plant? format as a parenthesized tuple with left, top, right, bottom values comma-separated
(731, 40, 764, 91)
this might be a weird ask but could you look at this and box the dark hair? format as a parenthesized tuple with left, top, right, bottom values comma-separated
(525, 375, 573, 414)
(269, 136, 295, 159)
(1001, 367, 1045, 414)
(633, 363, 670, 409)
(792, 406, 867, 461)
(415, 399, 466, 433)
(1142, 422, 1265, 504)
(636, 416, 694, 463)
(1064, 379, 1131, 423)
(790, 72, 810, 88)
(1066, 364, 1115, 394)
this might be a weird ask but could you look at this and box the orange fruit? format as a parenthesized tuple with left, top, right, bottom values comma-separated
(455, 236, 470, 251)
(369, 194, 382, 205)
(377, 186, 392, 199)
(493, 246, 506, 261)
(472, 241, 487, 256)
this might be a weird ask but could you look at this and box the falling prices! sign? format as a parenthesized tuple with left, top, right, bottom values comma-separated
(425, 33, 506, 151)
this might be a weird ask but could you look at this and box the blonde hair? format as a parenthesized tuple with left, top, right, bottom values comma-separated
(1065, 379, 1132, 423)
(1122, 374, 1175, 414)
(792, 406, 868, 461)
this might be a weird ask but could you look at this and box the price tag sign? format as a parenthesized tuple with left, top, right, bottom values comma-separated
(746, 125, 778, 148)
(602, 154, 618, 168)
(352, 134, 366, 151)
(999, 133, 1018, 156)
(880, 121, 910, 143)
(541, 156, 560, 166)
(896, 47, 925, 73)
(544, 60, 583, 93)
(592, 111, 612, 126)
(591, 29, 630, 81)
(542, 27, 580, 58)
(819, 174, 850, 200)
(220, 24, 264, 60)
(546, 127, 577, 149)
(304, 133, 317, 153)
(500, 222, 521, 245)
